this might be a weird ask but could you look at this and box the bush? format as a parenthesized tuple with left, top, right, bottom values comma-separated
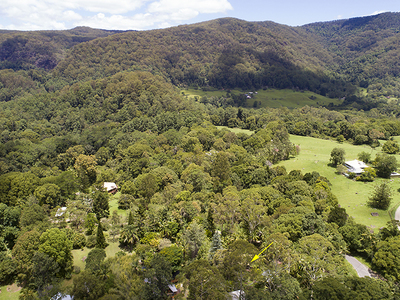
(348, 172, 356, 179)
(368, 182, 392, 210)
(74, 266, 81, 274)
(73, 232, 86, 249)
(356, 167, 376, 182)
(118, 194, 135, 210)
(86, 235, 97, 248)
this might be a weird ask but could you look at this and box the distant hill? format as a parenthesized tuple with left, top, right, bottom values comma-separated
(2, 12, 400, 100)
(0, 27, 126, 70)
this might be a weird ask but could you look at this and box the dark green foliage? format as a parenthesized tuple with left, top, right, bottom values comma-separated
(30, 252, 60, 291)
(373, 153, 398, 178)
(96, 222, 107, 249)
(85, 248, 106, 273)
(329, 148, 345, 167)
(328, 206, 348, 227)
(181, 259, 226, 300)
(373, 235, 400, 281)
(357, 151, 371, 163)
(159, 245, 183, 273)
(0, 253, 17, 284)
(118, 194, 134, 210)
(368, 182, 392, 210)
(92, 190, 109, 220)
(142, 254, 172, 300)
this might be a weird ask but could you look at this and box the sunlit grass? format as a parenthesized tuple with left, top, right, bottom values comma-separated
(182, 88, 343, 109)
(278, 135, 400, 232)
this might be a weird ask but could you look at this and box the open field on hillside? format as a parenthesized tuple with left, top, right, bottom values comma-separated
(216, 126, 254, 135)
(279, 135, 400, 231)
(182, 88, 343, 108)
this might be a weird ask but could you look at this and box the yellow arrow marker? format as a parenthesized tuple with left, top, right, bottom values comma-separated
(250, 242, 273, 263)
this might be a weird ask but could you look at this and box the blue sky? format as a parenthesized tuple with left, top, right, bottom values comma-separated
(0, 0, 398, 31)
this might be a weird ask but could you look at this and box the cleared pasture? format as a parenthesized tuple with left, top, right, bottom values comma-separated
(279, 135, 400, 231)
(182, 88, 343, 108)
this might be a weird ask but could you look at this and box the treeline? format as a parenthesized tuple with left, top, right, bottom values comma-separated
(2, 69, 400, 173)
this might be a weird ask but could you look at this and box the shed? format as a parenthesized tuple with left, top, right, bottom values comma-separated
(103, 182, 118, 193)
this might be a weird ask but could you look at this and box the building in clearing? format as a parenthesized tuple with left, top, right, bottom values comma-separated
(103, 182, 118, 194)
(344, 159, 368, 175)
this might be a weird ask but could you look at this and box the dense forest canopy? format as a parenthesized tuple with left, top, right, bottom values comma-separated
(1, 12, 400, 300)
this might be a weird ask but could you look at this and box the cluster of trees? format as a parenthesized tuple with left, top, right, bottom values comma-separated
(1, 117, 400, 298)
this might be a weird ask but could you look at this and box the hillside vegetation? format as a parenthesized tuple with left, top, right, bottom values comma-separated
(2, 12, 400, 300)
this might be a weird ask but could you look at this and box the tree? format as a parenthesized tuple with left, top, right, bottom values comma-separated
(181, 259, 226, 300)
(72, 270, 109, 300)
(357, 151, 371, 163)
(373, 153, 397, 178)
(34, 183, 62, 208)
(368, 182, 392, 210)
(328, 206, 348, 227)
(85, 248, 106, 273)
(12, 230, 41, 283)
(74, 154, 97, 190)
(372, 235, 400, 281)
(92, 190, 109, 220)
(142, 254, 172, 300)
(96, 222, 107, 249)
(159, 244, 183, 273)
(382, 139, 400, 154)
(329, 148, 345, 167)
(38, 228, 73, 277)
(84, 213, 98, 235)
(180, 220, 207, 259)
(30, 252, 60, 292)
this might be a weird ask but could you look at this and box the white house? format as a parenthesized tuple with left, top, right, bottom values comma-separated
(344, 159, 368, 175)
(103, 182, 118, 194)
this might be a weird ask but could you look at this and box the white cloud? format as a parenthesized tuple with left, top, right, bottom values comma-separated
(0, 0, 233, 30)
(370, 10, 387, 16)
(148, 0, 233, 14)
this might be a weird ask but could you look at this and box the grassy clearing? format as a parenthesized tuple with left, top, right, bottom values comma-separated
(278, 135, 400, 232)
(109, 192, 128, 218)
(182, 88, 343, 109)
(248, 89, 342, 109)
(71, 241, 122, 271)
(0, 284, 21, 300)
(216, 126, 254, 135)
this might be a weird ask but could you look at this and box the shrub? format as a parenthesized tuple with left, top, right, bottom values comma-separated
(86, 235, 97, 248)
(73, 232, 86, 249)
(118, 194, 135, 210)
(368, 182, 392, 210)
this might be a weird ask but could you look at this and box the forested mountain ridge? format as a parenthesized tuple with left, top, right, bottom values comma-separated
(302, 12, 400, 95)
(0, 27, 127, 71)
(1, 13, 400, 100)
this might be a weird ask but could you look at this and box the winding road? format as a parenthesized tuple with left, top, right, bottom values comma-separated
(345, 255, 371, 277)
(395, 204, 400, 224)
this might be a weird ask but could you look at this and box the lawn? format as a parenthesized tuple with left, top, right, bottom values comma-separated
(278, 135, 400, 232)
(216, 126, 254, 136)
(0, 284, 21, 300)
(109, 192, 128, 218)
(182, 88, 343, 109)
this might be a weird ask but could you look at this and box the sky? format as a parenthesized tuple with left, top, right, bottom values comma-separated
(0, 0, 399, 31)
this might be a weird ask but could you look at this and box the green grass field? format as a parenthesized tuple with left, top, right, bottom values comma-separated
(278, 135, 400, 231)
(216, 126, 254, 135)
(0, 284, 20, 300)
(182, 88, 343, 109)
